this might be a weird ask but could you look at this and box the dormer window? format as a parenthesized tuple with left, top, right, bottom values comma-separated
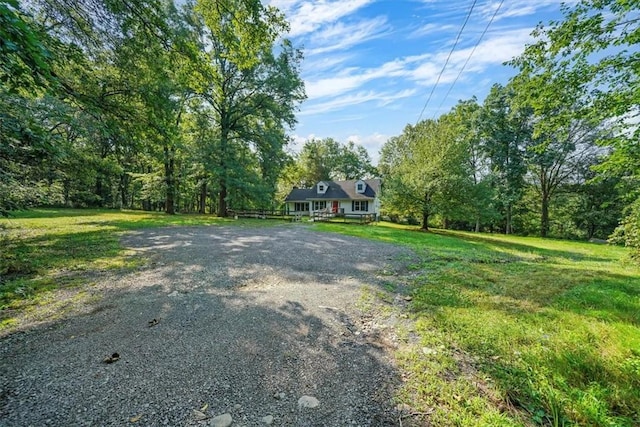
(317, 182, 328, 194)
(355, 180, 366, 193)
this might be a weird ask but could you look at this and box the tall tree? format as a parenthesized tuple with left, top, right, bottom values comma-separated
(479, 84, 529, 234)
(449, 98, 498, 232)
(195, 0, 305, 216)
(379, 113, 471, 230)
(510, 0, 639, 243)
(511, 44, 605, 237)
(297, 138, 340, 185)
(525, 121, 601, 237)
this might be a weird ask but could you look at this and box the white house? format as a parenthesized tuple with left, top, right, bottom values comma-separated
(284, 179, 381, 218)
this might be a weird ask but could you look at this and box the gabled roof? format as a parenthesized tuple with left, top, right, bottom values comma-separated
(285, 179, 381, 202)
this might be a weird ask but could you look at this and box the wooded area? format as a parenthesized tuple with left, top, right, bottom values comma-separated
(1, 0, 638, 253)
(1, 0, 305, 216)
(379, 0, 639, 251)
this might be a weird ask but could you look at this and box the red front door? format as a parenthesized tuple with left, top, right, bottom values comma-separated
(332, 201, 339, 213)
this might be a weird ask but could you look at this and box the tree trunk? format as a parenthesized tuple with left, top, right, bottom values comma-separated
(199, 180, 207, 214)
(541, 193, 550, 238)
(218, 183, 227, 217)
(119, 173, 128, 208)
(421, 210, 429, 230)
(164, 145, 176, 215)
(95, 176, 103, 207)
(421, 192, 430, 230)
(218, 127, 229, 217)
(475, 217, 480, 232)
(505, 203, 512, 234)
(63, 179, 70, 206)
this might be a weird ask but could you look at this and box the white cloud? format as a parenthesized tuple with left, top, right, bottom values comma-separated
(483, 0, 577, 21)
(286, 133, 316, 153)
(277, 0, 375, 37)
(303, 54, 353, 73)
(304, 27, 532, 100)
(300, 89, 416, 115)
(448, 28, 533, 68)
(307, 16, 391, 55)
(305, 60, 407, 99)
(410, 23, 456, 38)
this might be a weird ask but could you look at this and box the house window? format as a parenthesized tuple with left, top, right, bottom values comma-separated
(356, 183, 364, 192)
(313, 201, 326, 211)
(318, 184, 325, 192)
(294, 202, 307, 211)
(352, 201, 369, 211)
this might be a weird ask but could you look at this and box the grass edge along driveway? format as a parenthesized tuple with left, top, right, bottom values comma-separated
(313, 221, 640, 427)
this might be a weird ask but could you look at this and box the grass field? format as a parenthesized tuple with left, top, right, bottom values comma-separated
(314, 222, 640, 426)
(1, 209, 639, 426)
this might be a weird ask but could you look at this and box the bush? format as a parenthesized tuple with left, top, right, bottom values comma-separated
(610, 197, 640, 260)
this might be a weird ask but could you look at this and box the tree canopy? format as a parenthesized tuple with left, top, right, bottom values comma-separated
(0, 0, 305, 215)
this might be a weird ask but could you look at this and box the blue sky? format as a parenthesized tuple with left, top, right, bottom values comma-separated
(267, 0, 573, 164)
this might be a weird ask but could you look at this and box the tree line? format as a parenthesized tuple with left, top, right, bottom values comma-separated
(379, 0, 638, 254)
(0, 0, 305, 216)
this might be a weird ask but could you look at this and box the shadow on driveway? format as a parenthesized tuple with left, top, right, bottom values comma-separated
(0, 225, 415, 426)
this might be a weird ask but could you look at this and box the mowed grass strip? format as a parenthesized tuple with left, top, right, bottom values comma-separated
(314, 222, 640, 427)
(0, 208, 269, 328)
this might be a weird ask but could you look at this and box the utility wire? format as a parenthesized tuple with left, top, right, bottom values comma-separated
(432, 0, 505, 118)
(416, 0, 478, 124)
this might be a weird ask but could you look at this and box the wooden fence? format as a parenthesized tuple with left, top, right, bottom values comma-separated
(227, 209, 291, 220)
(227, 209, 376, 224)
(312, 211, 376, 224)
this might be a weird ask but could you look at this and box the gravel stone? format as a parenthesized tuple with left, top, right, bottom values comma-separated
(193, 409, 209, 421)
(210, 413, 232, 427)
(298, 395, 320, 409)
(0, 225, 416, 426)
(261, 414, 274, 424)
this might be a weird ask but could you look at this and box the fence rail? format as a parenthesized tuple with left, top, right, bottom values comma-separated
(228, 209, 291, 220)
(312, 211, 376, 224)
(228, 209, 376, 224)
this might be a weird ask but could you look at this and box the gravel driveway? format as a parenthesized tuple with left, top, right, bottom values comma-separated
(0, 224, 416, 426)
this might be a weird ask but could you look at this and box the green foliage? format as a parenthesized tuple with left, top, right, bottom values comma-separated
(195, 0, 287, 69)
(316, 221, 640, 426)
(193, 0, 305, 215)
(479, 84, 528, 233)
(610, 198, 640, 260)
(380, 108, 475, 229)
(0, 0, 53, 89)
(509, 0, 638, 241)
(287, 137, 377, 189)
(1, 0, 304, 216)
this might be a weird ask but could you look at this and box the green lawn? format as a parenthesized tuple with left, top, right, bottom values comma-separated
(314, 222, 640, 426)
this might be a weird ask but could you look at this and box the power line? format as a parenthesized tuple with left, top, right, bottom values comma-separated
(432, 0, 505, 118)
(416, 0, 478, 124)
